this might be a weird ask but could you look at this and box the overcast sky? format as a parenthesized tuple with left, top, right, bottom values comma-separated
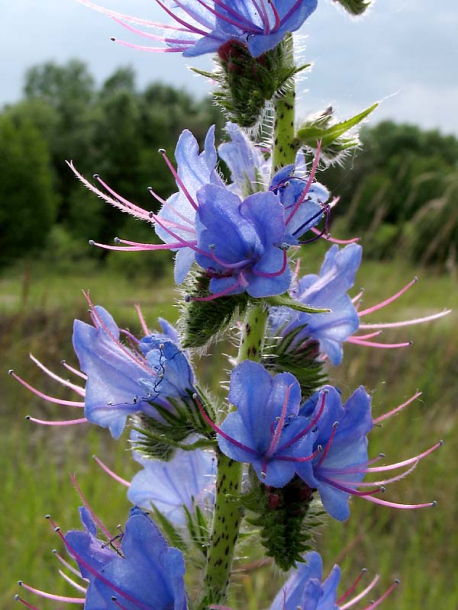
(1, 0, 457, 135)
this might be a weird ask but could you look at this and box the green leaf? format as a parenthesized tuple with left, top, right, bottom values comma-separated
(265, 294, 331, 314)
(296, 103, 378, 162)
(149, 504, 188, 553)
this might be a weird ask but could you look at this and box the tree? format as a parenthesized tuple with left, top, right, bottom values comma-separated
(0, 114, 56, 266)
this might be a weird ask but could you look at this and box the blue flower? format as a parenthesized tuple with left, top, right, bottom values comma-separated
(269, 244, 362, 365)
(155, 126, 223, 284)
(219, 123, 330, 242)
(217, 361, 314, 487)
(128, 442, 216, 526)
(295, 385, 373, 521)
(65, 506, 188, 610)
(81, 0, 318, 59)
(218, 122, 271, 197)
(195, 185, 292, 298)
(73, 305, 195, 438)
(270, 551, 340, 610)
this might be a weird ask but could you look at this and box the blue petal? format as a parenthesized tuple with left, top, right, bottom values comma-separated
(128, 447, 216, 526)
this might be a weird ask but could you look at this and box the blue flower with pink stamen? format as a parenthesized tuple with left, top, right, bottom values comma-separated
(79, 0, 318, 58)
(73, 304, 195, 438)
(295, 386, 441, 520)
(269, 243, 362, 365)
(269, 550, 401, 610)
(194, 185, 292, 298)
(216, 361, 315, 486)
(63, 507, 187, 610)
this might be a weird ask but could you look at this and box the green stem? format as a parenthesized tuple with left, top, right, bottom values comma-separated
(199, 36, 298, 608)
(198, 304, 268, 609)
(271, 37, 298, 173)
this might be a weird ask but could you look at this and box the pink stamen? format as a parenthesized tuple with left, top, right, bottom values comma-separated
(29, 354, 85, 396)
(208, 248, 253, 270)
(61, 360, 87, 380)
(155, 201, 196, 234)
(83, 292, 151, 374)
(358, 277, 418, 317)
(359, 309, 451, 329)
(14, 594, 40, 609)
(266, 385, 292, 457)
(366, 440, 442, 473)
(89, 239, 187, 252)
(110, 15, 192, 45)
(110, 40, 184, 52)
(154, 0, 212, 38)
(312, 228, 360, 244)
(336, 568, 367, 605)
(328, 461, 418, 488)
(75, 0, 190, 31)
(58, 570, 87, 593)
(159, 148, 199, 211)
(67, 162, 149, 222)
(53, 550, 82, 577)
(346, 337, 412, 349)
(9, 370, 84, 407)
(359, 579, 400, 609)
(276, 446, 321, 463)
(278, 389, 328, 452)
(352, 289, 365, 304)
(135, 304, 151, 337)
(194, 393, 258, 455)
(70, 474, 120, 546)
(356, 493, 437, 510)
(46, 517, 151, 610)
(147, 186, 166, 206)
(93, 455, 131, 487)
(351, 331, 382, 340)
(17, 581, 84, 604)
(285, 141, 322, 226)
(319, 477, 382, 499)
(373, 391, 422, 424)
(340, 574, 380, 609)
(93, 174, 151, 220)
(25, 415, 88, 426)
(195, 0, 260, 33)
(316, 423, 338, 468)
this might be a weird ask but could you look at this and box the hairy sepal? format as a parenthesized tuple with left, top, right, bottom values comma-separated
(263, 329, 327, 398)
(334, 0, 373, 15)
(193, 38, 309, 128)
(181, 274, 249, 349)
(243, 472, 323, 571)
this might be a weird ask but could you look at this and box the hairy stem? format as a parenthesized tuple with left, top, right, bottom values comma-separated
(271, 36, 298, 172)
(198, 304, 268, 608)
(199, 36, 298, 608)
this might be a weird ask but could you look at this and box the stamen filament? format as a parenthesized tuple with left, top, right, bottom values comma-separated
(93, 455, 131, 487)
(358, 278, 418, 317)
(18, 581, 85, 604)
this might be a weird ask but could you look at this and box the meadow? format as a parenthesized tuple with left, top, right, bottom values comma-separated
(1, 254, 456, 609)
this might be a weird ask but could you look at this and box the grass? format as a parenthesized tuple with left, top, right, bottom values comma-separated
(1, 257, 456, 609)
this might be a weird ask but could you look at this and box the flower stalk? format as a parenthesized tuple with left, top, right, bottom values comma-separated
(199, 302, 269, 607)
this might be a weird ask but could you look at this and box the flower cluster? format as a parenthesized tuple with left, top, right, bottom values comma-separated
(11, 1, 447, 609)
